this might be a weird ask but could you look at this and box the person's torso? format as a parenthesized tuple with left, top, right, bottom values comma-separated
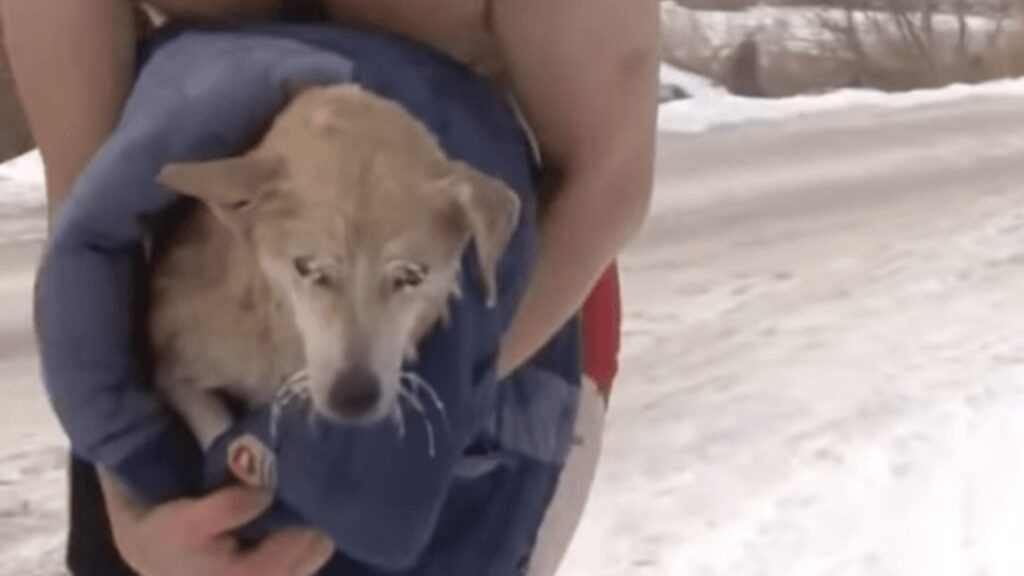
(322, 0, 505, 79)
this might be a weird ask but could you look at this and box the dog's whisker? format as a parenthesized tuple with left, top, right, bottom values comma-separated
(270, 370, 311, 444)
(397, 372, 450, 458)
(390, 400, 407, 440)
(398, 393, 436, 457)
(424, 417, 437, 458)
(399, 386, 427, 416)
(270, 404, 282, 444)
(402, 372, 447, 417)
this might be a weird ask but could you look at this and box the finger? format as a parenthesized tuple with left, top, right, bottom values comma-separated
(185, 486, 273, 537)
(234, 529, 335, 576)
(293, 533, 335, 576)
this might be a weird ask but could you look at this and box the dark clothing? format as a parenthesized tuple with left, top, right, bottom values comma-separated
(67, 457, 136, 575)
(48, 24, 581, 575)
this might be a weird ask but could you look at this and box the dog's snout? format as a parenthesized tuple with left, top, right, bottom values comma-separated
(328, 368, 382, 418)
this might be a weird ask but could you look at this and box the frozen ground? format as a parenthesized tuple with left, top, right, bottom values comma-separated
(658, 63, 1024, 133)
(0, 235, 65, 575)
(3, 79, 1024, 574)
(0, 154, 76, 576)
(561, 93, 1024, 576)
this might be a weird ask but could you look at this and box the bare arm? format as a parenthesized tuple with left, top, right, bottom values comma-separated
(491, 0, 660, 376)
(1, 0, 136, 216)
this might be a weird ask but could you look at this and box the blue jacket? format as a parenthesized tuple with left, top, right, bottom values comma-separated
(36, 24, 581, 575)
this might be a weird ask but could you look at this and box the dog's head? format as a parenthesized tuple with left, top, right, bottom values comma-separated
(157, 85, 520, 423)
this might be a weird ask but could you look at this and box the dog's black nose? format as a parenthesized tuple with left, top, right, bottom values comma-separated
(328, 369, 381, 418)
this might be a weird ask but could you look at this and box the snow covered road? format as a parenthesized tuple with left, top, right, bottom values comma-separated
(0, 233, 67, 576)
(4, 93, 1024, 575)
(561, 95, 1024, 576)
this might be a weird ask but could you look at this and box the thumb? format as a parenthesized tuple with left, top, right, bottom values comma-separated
(186, 486, 273, 537)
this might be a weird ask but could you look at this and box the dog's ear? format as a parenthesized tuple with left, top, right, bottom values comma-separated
(157, 154, 285, 217)
(440, 162, 521, 307)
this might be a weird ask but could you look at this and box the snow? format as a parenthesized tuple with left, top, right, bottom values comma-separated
(0, 233, 66, 575)
(0, 150, 45, 187)
(658, 62, 1024, 133)
(560, 95, 1024, 576)
(659, 63, 724, 100)
(3, 63, 1024, 575)
(0, 152, 46, 243)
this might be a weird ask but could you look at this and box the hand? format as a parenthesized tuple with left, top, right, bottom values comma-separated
(100, 472, 334, 576)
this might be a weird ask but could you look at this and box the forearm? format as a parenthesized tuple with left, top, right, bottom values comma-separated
(498, 165, 651, 378)
(490, 0, 658, 377)
(1, 0, 136, 216)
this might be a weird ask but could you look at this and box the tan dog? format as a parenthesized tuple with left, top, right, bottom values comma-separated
(151, 85, 520, 486)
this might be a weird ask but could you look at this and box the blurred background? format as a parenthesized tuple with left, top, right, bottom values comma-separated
(4, 4, 1024, 575)
(661, 0, 1024, 97)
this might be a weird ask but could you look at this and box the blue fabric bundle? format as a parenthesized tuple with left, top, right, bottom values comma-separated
(36, 23, 582, 575)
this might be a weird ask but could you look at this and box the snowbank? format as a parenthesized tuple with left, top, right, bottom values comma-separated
(0, 150, 44, 186)
(0, 151, 46, 214)
(658, 62, 1024, 133)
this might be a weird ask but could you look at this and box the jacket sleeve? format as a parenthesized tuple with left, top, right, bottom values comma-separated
(37, 29, 354, 503)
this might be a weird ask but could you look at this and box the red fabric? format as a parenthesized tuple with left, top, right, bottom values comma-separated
(580, 264, 621, 402)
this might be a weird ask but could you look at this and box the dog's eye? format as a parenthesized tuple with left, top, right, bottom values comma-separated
(294, 256, 331, 286)
(391, 263, 428, 292)
(294, 256, 315, 278)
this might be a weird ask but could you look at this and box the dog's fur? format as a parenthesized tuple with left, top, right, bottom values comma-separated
(151, 85, 520, 485)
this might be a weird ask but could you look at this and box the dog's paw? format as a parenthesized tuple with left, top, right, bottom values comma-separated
(227, 434, 277, 490)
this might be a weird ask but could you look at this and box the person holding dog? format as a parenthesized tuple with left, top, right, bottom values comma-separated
(2, 1, 658, 574)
